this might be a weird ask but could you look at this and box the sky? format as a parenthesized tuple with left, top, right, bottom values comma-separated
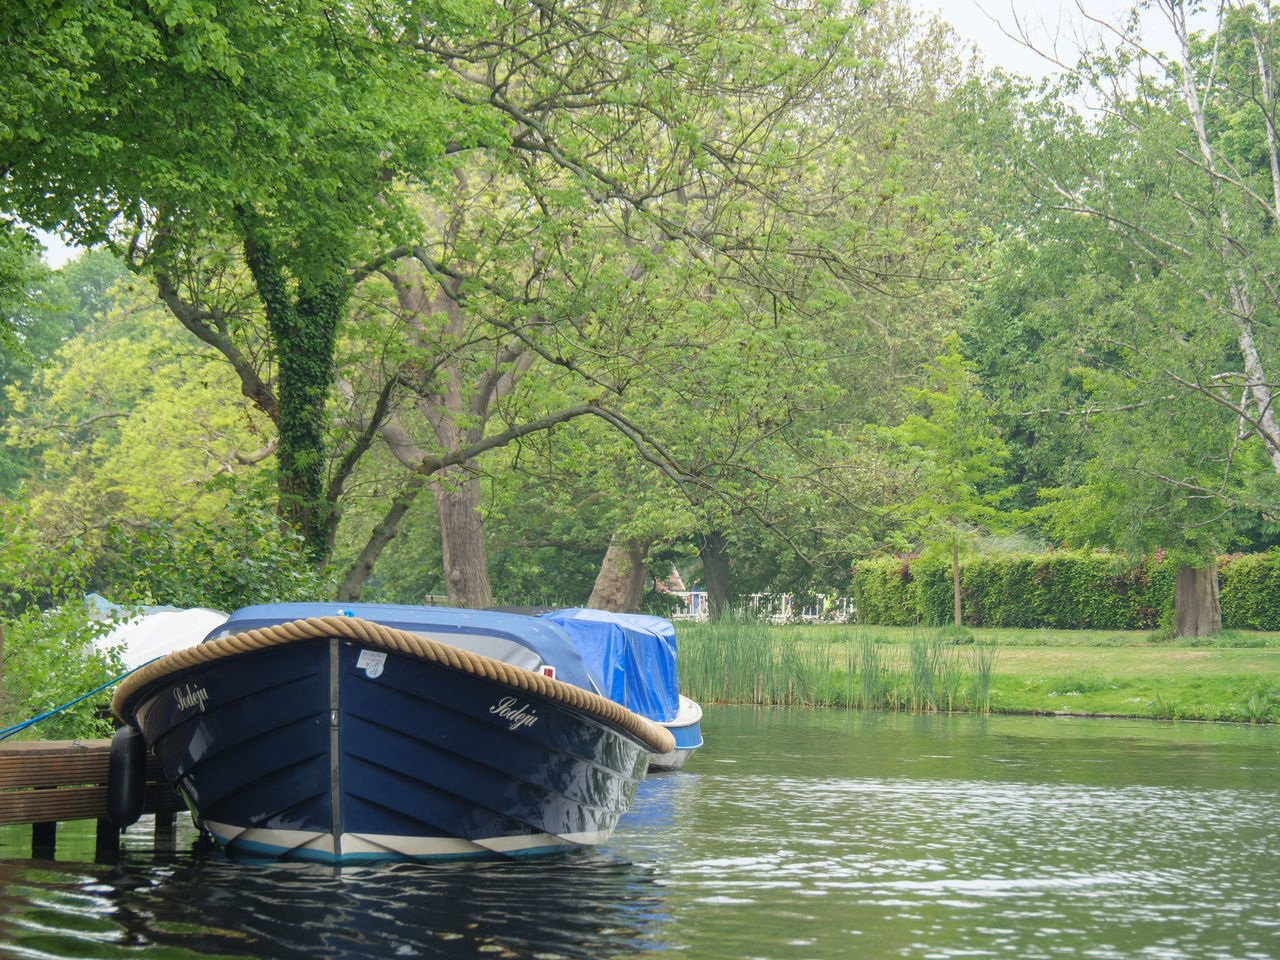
(37, 230, 77, 269)
(921, 0, 1082, 79)
(920, 0, 1195, 80)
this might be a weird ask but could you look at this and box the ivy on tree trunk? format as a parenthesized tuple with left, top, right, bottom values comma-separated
(243, 233, 346, 566)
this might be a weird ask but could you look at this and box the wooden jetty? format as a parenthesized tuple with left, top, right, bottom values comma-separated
(0, 738, 184, 860)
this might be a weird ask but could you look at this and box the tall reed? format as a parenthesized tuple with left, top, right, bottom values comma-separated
(677, 619, 997, 715)
(908, 638, 937, 711)
(967, 642, 997, 714)
(856, 633, 881, 710)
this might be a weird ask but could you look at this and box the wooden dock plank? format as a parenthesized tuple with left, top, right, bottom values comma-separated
(0, 783, 183, 825)
(0, 738, 182, 826)
(0, 739, 110, 790)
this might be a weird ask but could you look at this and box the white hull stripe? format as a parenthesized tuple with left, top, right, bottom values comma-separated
(648, 747, 696, 769)
(203, 819, 610, 858)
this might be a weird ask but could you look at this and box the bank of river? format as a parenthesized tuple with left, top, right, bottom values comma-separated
(678, 622, 1280, 722)
(0, 706, 1277, 959)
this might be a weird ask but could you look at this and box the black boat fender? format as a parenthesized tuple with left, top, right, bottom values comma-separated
(107, 724, 147, 827)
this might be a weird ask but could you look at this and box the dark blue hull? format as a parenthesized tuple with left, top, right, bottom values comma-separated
(129, 638, 650, 862)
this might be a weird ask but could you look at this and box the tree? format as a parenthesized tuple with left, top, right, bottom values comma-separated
(878, 343, 1013, 627)
(4, 270, 276, 538)
(3, 0, 477, 562)
(320, 0, 975, 606)
(0, 229, 47, 355)
(1, 250, 130, 492)
(5, 0, 974, 613)
(953, 0, 1280, 634)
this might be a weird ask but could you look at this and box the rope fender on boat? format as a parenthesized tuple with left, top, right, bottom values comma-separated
(111, 616, 677, 755)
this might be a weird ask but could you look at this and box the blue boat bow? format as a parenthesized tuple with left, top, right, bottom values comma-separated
(113, 605, 674, 863)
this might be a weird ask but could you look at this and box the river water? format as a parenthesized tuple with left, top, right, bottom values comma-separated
(0, 707, 1277, 960)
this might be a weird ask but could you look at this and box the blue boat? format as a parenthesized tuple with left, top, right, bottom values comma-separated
(540, 609, 703, 771)
(110, 603, 674, 863)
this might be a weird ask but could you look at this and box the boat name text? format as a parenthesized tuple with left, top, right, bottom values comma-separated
(489, 697, 539, 731)
(173, 684, 210, 713)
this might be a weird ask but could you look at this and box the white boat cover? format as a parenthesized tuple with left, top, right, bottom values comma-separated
(95, 603, 229, 670)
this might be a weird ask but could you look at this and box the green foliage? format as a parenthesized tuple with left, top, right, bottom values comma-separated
(1242, 681, 1280, 723)
(0, 501, 121, 738)
(852, 551, 1178, 629)
(872, 340, 1018, 624)
(0, 499, 94, 616)
(958, 239, 1097, 511)
(97, 505, 328, 611)
(3, 0, 479, 570)
(4, 270, 275, 536)
(5, 0, 977, 606)
(3, 0, 469, 255)
(0, 226, 47, 356)
(879, 342, 1014, 545)
(1, 600, 123, 739)
(956, 5, 1280, 565)
(1, 249, 131, 493)
(852, 556, 923, 626)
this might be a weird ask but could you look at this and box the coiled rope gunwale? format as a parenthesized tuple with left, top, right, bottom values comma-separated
(111, 615, 676, 755)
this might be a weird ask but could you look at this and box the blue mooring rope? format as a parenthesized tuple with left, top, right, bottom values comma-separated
(0, 667, 140, 741)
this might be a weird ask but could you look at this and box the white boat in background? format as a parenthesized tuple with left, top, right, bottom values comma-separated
(649, 694, 704, 770)
(90, 597, 228, 670)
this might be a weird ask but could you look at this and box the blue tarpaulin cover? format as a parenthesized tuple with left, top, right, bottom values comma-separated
(210, 603, 603, 694)
(541, 608, 680, 722)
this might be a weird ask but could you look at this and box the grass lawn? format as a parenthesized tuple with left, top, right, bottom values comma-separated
(954, 625, 1280, 721)
(678, 621, 1280, 723)
(986, 645, 1280, 721)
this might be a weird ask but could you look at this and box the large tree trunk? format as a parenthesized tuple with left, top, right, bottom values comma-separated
(1174, 562, 1222, 638)
(588, 536, 650, 612)
(698, 530, 732, 623)
(375, 255, 532, 614)
(433, 467, 494, 609)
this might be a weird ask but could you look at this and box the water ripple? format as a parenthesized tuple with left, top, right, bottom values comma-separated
(0, 709, 1276, 960)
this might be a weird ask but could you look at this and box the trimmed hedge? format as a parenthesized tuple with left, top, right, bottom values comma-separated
(1218, 552, 1280, 631)
(852, 550, 1280, 630)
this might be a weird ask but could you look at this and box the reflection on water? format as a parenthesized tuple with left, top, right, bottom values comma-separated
(1, 709, 1277, 959)
(0, 845, 669, 959)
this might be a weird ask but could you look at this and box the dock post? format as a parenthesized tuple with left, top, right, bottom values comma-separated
(154, 810, 176, 853)
(95, 817, 120, 861)
(0, 739, 185, 857)
(31, 821, 56, 859)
